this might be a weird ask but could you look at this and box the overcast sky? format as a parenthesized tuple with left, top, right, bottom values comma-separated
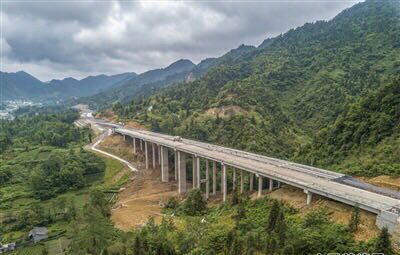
(1, 0, 359, 81)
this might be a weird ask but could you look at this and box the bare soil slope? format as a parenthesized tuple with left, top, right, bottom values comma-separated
(99, 134, 178, 230)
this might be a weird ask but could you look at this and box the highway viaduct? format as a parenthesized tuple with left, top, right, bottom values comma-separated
(93, 120, 400, 233)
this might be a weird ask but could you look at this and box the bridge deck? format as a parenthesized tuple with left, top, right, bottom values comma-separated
(113, 126, 400, 216)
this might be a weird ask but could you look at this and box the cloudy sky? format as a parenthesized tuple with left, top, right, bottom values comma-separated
(1, 0, 359, 81)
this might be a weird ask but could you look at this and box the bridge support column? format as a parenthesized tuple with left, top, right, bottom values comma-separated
(240, 170, 244, 194)
(258, 176, 263, 198)
(222, 164, 227, 202)
(221, 165, 224, 194)
(178, 151, 187, 194)
(277, 181, 281, 189)
(192, 156, 198, 189)
(232, 168, 236, 191)
(212, 161, 217, 195)
(152, 143, 156, 169)
(196, 156, 201, 189)
(269, 178, 273, 192)
(304, 190, 313, 205)
(250, 173, 254, 191)
(145, 141, 149, 170)
(133, 137, 136, 153)
(161, 146, 169, 182)
(174, 151, 178, 181)
(157, 145, 161, 165)
(140, 139, 143, 151)
(205, 160, 210, 199)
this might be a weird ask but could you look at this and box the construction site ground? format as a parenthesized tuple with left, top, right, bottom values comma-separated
(98, 134, 379, 241)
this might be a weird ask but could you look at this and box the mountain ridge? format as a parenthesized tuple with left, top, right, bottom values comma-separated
(110, 0, 400, 177)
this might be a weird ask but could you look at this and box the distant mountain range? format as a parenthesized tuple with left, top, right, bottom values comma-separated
(1, 42, 257, 108)
(79, 45, 257, 109)
(0, 71, 137, 101)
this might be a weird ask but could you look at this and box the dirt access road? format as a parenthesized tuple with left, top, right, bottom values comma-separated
(97, 134, 179, 229)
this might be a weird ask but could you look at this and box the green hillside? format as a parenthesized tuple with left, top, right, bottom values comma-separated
(112, 0, 400, 177)
(299, 78, 400, 177)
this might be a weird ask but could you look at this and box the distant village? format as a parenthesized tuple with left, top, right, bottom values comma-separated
(0, 100, 41, 120)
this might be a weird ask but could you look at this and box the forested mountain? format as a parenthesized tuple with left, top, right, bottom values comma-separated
(0, 71, 136, 101)
(80, 45, 261, 109)
(47, 72, 136, 97)
(112, 0, 400, 177)
(1, 71, 48, 100)
(299, 78, 400, 177)
(77, 59, 195, 108)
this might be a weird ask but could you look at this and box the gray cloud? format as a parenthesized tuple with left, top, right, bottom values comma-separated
(1, 0, 359, 81)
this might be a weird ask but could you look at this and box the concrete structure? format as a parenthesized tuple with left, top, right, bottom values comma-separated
(28, 227, 48, 243)
(94, 120, 400, 232)
(161, 146, 169, 182)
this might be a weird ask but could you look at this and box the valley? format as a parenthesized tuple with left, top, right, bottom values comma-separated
(1, 0, 399, 254)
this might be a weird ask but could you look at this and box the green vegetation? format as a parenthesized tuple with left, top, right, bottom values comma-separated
(113, 0, 400, 177)
(299, 79, 400, 176)
(66, 189, 395, 254)
(0, 110, 124, 254)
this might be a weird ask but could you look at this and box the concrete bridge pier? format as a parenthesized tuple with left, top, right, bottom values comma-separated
(269, 178, 273, 192)
(205, 160, 210, 199)
(178, 151, 187, 194)
(157, 145, 161, 165)
(174, 151, 178, 181)
(152, 143, 156, 169)
(258, 175, 263, 198)
(304, 190, 313, 205)
(140, 139, 143, 151)
(192, 156, 198, 189)
(133, 137, 136, 153)
(232, 168, 236, 191)
(250, 173, 254, 191)
(222, 164, 227, 202)
(196, 156, 201, 189)
(212, 161, 217, 195)
(240, 170, 244, 194)
(145, 141, 149, 170)
(161, 146, 169, 182)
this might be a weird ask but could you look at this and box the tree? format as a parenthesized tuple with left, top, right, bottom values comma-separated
(275, 210, 287, 247)
(89, 188, 111, 217)
(281, 245, 294, 255)
(230, 188, 240, 206)
(132, 235, 143, 255)
(348, 206, 360, 233)
(229, 232, 242, 255)
(234, 200, 246, 226)
(182, 189, 207, 216)
(264, 236, 278, 255)
(373, 227, 393, 255)
(267, 201, 280, 232)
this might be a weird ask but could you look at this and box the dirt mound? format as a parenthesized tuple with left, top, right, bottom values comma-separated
(124, 120, 147, 130)
(97, 109, 118, 122)
(206, 105, 247, 118)
(111, 166, 178, 230)
(359, 175, 400, 191)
